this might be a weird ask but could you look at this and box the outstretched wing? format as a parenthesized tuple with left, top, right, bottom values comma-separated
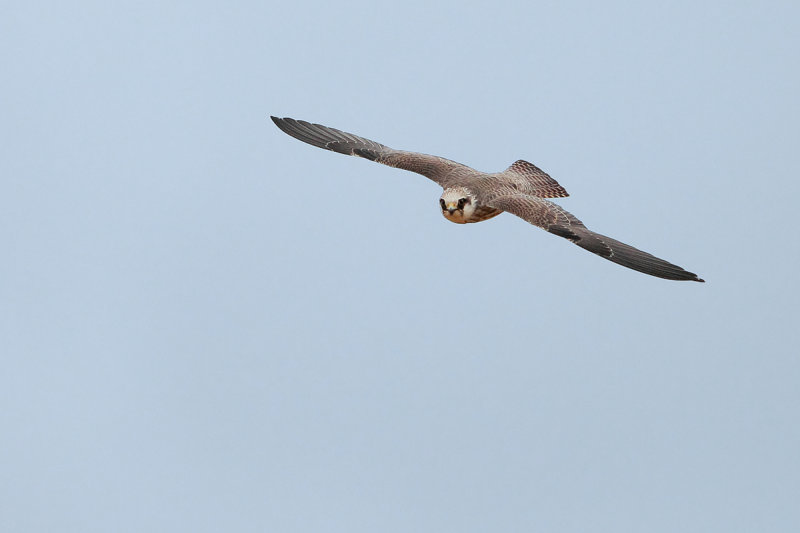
(271, 117, 470, 187)
(488, 194, 704, 282)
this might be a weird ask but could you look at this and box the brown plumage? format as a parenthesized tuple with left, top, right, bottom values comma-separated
(271, 116, 704, 282)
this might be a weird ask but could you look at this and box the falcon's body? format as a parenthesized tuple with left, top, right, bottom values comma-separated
(271, 116, 704, 282)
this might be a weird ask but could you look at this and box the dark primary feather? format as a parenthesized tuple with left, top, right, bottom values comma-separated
(574, 231, 704, 282)
(488, 194, 704, 282)
(270, 116, 387, 158)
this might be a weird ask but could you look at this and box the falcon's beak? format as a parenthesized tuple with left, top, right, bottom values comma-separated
(446, 203, 458, 214)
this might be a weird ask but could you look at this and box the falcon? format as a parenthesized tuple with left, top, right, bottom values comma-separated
(271, 116, 704, 282)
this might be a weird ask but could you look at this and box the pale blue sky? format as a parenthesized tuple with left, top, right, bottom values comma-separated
(2, 1, 799, 531)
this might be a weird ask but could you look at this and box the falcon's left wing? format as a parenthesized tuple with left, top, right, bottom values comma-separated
(488, 194, 704, 282)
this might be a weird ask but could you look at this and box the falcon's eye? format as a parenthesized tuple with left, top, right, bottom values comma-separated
(457, 198, 466, 208)
(439, 199, 447, 209)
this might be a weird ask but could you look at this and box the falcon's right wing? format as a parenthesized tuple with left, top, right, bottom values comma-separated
(271, 117, 469, 187)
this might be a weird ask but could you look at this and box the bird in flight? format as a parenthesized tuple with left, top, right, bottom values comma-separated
(271, 116, 704, 282)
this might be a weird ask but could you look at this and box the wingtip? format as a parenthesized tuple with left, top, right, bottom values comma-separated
(695, 277, 706, 283)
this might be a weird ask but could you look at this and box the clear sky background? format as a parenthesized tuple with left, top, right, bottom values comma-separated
(2, 1, 798, 531)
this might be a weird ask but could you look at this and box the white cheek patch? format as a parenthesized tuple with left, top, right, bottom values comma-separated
(462, 202, 477, 219)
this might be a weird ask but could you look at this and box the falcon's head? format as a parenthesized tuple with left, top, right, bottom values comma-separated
(439, 187, 477, 224)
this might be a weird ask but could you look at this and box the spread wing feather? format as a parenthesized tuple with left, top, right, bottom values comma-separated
(488, 194, 704, 282)
(271, 117, 469, 186)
